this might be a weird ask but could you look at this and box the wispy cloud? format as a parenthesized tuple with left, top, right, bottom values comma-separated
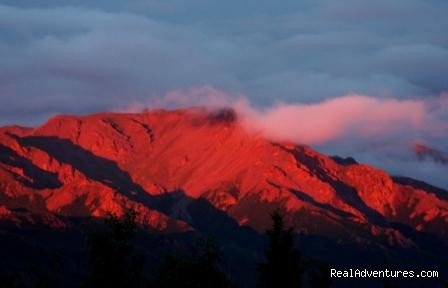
(237, 95, 427, 144)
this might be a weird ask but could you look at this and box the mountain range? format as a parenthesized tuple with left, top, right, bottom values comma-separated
(1, 108, 447, 287)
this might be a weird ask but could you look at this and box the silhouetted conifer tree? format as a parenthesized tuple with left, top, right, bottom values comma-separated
(150, 237, 235, 288)
(257, 210, 303, 288)
(86, 208, 144, 288)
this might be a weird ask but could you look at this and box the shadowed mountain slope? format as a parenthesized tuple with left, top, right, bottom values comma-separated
(0, 108, 447, 257)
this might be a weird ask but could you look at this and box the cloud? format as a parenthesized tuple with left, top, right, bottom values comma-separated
(237, 95, 427, 144)
(117, 86, 237, 113)
(1, 1, 448, 125)
(0, 5, 229, 124)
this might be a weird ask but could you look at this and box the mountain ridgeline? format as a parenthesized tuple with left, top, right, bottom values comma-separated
(0, 108, 447, 287)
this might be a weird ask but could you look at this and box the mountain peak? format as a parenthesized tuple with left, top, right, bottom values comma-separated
(0, 108, 447, 246)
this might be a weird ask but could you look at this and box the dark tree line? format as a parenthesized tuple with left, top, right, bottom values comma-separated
(85, 208, 331, 288)
(1, 208, 331, 288)
(150, 238, 235, 288)
(3, 207, 448, 287)
(86, 209, 234, 288)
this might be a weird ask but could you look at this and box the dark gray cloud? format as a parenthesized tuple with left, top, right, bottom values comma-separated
(1, 0, 448, 125)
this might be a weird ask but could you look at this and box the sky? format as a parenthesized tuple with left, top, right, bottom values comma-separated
(0, 0, 447, 187)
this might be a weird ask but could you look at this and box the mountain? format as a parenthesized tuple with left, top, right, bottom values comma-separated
(412, 143, 448, 165)
(1, 108, 448, 286)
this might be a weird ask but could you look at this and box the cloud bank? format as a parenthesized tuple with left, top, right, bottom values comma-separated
(238, 95, 426, 144)
(1, 1, 448, 125)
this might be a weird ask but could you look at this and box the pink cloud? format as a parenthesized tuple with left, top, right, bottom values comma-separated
(237, 95, 427, 144)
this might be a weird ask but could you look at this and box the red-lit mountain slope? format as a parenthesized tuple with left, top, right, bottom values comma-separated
(0, 108, 447, 248)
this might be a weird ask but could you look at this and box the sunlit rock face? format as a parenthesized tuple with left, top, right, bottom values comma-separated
(0, 108, 447, 248)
